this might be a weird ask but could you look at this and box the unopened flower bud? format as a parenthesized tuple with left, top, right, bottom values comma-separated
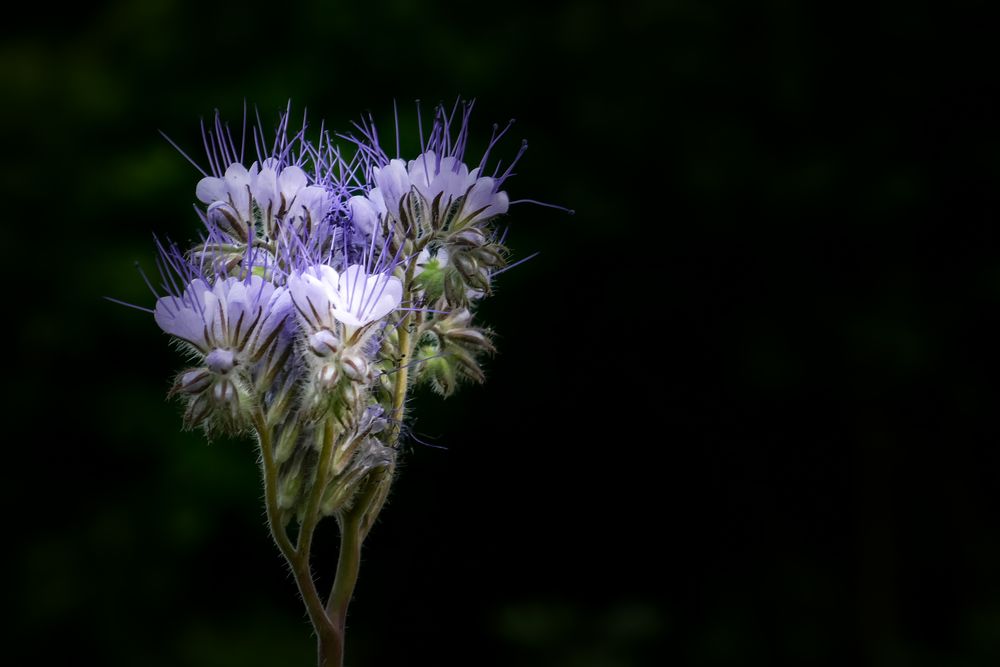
(444, 269, 468, 305)
(207, 201, 249, 243)
(451, 252, 479, 282)
(426, 356, 457, 397)
(212, 377, 237, 405)
(472, 244, 504, 268)
(175, 368, 212, 395)
(308, 329, 341, 357)
(274, 421, 300, 464)
(320, 482, 353, 516)
(450, 227, 486, 247)
(340, 381, 362, 406)
(447, 345, 486, 384)
(206, 348, 236, 374)
(445, 328, 495, 352)
(278, 449, 306, 510)
(441, 308, 472, 329)
(318, 363, 340, 389)
(341, 350, 370, 383)
(466, 267, 492, 292)
(184, 392, 212, 426)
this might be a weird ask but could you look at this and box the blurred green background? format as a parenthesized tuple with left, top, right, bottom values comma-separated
(4, 0, 1000, 665)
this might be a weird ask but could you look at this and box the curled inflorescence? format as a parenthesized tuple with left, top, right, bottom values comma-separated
(129, 100, 558, 523)
(115, 99, 572, 665)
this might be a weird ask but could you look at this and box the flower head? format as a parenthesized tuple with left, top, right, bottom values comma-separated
(369, 151, 508, 227)
(154, 274, 292, 364)
(344, 101, 526, 241)
(288, 263, 402, 340)
(197, 159, 330, 238)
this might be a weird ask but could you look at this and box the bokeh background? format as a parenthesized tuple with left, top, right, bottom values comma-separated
(4, 0, 1000, 665)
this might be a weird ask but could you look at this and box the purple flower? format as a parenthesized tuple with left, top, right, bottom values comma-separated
(196, 163, 254, 224)
(288, 264, 402, 340)
(347, 194, 386, 238)
(154, 275, 292, 364)
(368, 151, 508, 227)
(343, 101, 526, 237)
(197, 159, 330, 238)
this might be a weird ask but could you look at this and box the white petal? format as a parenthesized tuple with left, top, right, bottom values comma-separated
(201, 291, 226, 346)
(278, 166, 308, 202)
(288, 268, 337, 330)
(348, 195, 379, 236)
(463, 177, 508, 221)
(223, 163, 253, 220)
(295, 186, 329, 226)
(374, 160, 411, 216)
(338, 265, 369, 313)
(154, 299, 208, 349)
(365, 277, 403, 322)
(252, 163, 279, 214)
(330, 307, 366, 330)
(314, 265, 340, 292)
(368, 188, 387, 215)
(196, 176, 227, 204)
(251, 287, 292, 355)
(224, 162, 251, 186)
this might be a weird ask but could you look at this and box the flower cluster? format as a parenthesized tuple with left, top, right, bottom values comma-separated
(137, 101, 544, 522)
(119, 100, 568, 666)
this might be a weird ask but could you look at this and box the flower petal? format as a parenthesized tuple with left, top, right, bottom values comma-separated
(196, 176, 227, 204)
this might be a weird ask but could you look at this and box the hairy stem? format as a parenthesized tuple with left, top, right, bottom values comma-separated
(327, 513, 363, 633)
(253, 411, 335, 653)
(321, 476, 382, 666)
(391, 261, 418, 435)
(297, 415, 336, 556)
(258, 260, 420, 665)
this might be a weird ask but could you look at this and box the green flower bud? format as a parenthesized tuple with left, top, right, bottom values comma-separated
(425, 355, 457, 397)
(278, 448, 306, 511)
(449, 227, 487, 247)
(446, 344, 486, 383)
(274, 421, 301, 465)
(472, 244, 505, 268)
(444, 268, 468, 306)
(444, 328, 495, 353)
(451, 251, 479, 282)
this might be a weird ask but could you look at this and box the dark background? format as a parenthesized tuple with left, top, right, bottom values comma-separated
(4, 0, 1000, 665)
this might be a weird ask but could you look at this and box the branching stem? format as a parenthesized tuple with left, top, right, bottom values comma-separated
(254, 267, 419, 666)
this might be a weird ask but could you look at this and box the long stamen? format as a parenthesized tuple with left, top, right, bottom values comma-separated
(491, 251, 540, 277)
(104, 296, 155, 314)
(509, 199, 575, 214)
(160, 131, 209, 177)
(479, 118, 515, 172)
(393, 99, 400, 159)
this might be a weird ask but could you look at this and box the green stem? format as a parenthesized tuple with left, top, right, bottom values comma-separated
(317, 623, 342, 667)
(297, 415, 336, 556)
(253, 411, 335, 654)
(391, 261, 418, 436)
(327, 514, 363, 635)
(321, 477, 382, 666)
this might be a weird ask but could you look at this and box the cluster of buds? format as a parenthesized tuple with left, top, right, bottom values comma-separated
(132, 101, 552, 525)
